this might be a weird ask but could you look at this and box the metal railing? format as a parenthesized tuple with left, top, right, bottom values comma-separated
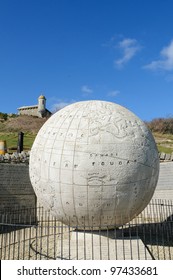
(0, 199, 173, 260)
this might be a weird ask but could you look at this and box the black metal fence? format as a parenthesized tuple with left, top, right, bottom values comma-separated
(0, 199, 173, 260)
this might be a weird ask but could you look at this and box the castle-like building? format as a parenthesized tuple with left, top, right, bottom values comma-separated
(18, 95, 52, 118)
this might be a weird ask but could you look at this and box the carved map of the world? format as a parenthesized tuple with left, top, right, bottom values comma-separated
(29, 101, 159, 228)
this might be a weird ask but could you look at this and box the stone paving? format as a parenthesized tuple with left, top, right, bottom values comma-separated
(153, 161, 173, 200)
(56, 231, 153, 260)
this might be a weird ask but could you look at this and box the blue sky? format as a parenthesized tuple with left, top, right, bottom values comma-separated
(1, 0, 173, 121)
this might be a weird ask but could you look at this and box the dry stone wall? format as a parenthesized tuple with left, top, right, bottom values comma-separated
(152, 161, 173, 200)
(0, 151, 173, 224)
(159, 152, 173, 161)
(1, 151, 173, 163)
(0, 151, 30, 163)
(0, 156, 36, 224)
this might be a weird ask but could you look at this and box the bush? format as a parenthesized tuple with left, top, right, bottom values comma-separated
(0, 112, 8, 121)
(146, 118, 173, 134)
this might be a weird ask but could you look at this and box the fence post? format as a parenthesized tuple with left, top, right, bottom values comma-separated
(17, 132, 24, 153)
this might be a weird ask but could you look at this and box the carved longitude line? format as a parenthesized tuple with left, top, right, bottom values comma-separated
(71, 101, 91, 225)
(86, 101, 94, 223)
(58, 104, 83, 223)
(48, 110, 72, 218)
(46, 107, 78, 220)
(96, 101, 103, 224)
(86, 101, 100, 223)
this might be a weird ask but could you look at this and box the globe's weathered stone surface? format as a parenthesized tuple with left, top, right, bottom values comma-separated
(29, 100, 159, 228)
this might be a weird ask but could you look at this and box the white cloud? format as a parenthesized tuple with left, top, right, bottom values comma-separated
(144, 40, 173, 71)
(107, 90, 120, 97)
(81, 85, 93, 94)
(51, 100, 76, 112)
(115, 38, 141, 68)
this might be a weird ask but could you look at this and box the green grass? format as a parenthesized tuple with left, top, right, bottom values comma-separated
(1, 130, 173, 155)
(157, 145, 173, 154)
(0, 132, 36, 153)
(153, 132, 173, 154)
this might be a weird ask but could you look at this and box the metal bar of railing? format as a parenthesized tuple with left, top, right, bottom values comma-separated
(128, 221, 133, 260)
(107, 225, 110, 260)
(0, 200, 173, 260)
(61, 219, 63, 260)
(114, 227, 118, 260)
(121, 223, 125, 260)
(99, 226, 102, 260)
(54, 216, 57, 260)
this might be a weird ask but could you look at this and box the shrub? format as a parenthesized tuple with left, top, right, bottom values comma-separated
(0, 112, 8, 121)
(146, 118, 173, 134)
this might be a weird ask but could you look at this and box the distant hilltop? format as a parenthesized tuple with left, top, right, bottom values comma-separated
(17, 95, 52, 118)
(0, 115, 47, 134)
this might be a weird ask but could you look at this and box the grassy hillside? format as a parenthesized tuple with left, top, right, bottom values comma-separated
(152, 132, 173, 154)
(1, 114, 173, 153)
(146, 117, 173, 154)
(0, 132, 36, 152)
(0, 115, 47, 153)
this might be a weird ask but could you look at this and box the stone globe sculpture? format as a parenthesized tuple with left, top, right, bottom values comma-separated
(29, 100, 159, 229)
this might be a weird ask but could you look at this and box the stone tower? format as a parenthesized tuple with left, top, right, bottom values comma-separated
(38, 95, 46, 117)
